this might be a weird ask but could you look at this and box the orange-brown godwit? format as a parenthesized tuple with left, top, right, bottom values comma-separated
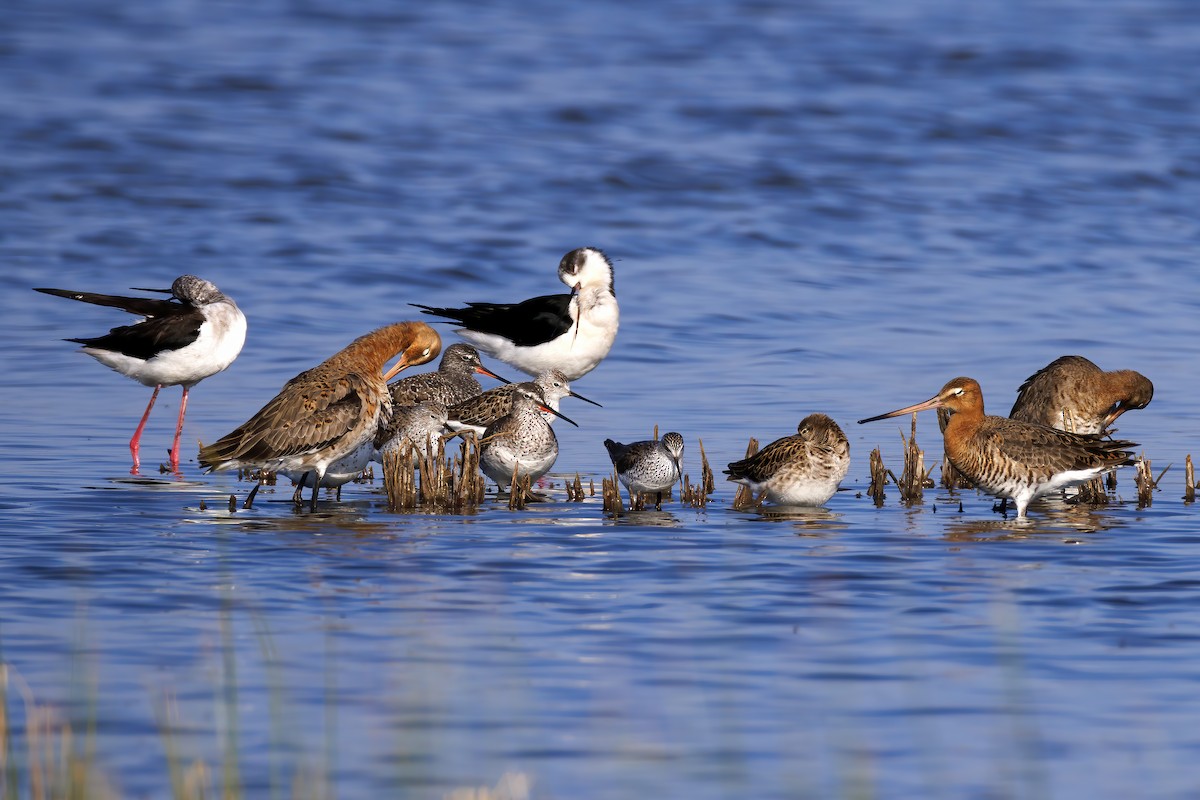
(724, 414, 850, 506)
(386, 343, 511, 407)
(1009, 355, 1153, 434)
(198, 321, 441, 511)
(34, 275, 246, 475)
(859, 377, 1138, 519)
(412, 247, 619, 380)
(605, 432, 685, 509)
(479, 384, 577, 491)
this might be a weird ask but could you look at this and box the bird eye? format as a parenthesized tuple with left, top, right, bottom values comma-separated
(954, 388, 964, 396)
(422, 348, 430, 356)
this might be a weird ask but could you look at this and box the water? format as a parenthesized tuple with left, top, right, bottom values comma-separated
(2, 0, 1200, 797)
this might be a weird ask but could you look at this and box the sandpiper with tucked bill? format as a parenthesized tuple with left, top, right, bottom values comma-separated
(412, 247, 618, 381)
(724, 414, 850, 507)
(34, 275, 246, 475)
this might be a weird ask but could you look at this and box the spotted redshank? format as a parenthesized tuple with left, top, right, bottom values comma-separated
(387, 343, 510, 407)
(1009, 355, 1153, 434)
(34, 275, 247, 475)
(198, 321, 441, 511)
(412, 247, 619, 380)
(724, 413, 850, 506)
(604, 431, 685, 509)
(445, 368, 599, 437)
(479, 385, 577, 491)
(859, 377, 1138, 519)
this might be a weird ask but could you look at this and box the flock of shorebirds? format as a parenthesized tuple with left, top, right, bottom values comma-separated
(36, 249, 1156, 519)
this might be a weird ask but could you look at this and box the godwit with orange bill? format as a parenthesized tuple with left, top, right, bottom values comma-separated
(605, 431, 685, 509)
(724, 413, 850, 506)
(412, 247, 618, 380)
(1009, 355, 1153, 434)
(386, 343, 511, 407)
(859, 377, 1138, 519)
(198, 321, 441, 511)
(34, 275, 246, 475)
(479, 384, 577, 491)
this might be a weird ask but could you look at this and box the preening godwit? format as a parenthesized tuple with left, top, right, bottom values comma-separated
(198, 321, 441, 511)
(445, 368, 599, 437)
(859, 377, 1138, 519)
(604, 431, 685, 509)
(724, 413, 849, 507)
(412, 247, 619, 381)
(1009, 355, 1153, 434)
(34, 275, 246, 474)
(479, 385, 577, 491)
(386, 343, 511, 407)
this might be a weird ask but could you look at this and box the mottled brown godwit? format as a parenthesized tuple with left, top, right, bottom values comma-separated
(859, 377, 1138, 519)
(723, 413, 850, 507)
(1009, 355, 1153, 434)
(198, 321, 441, 511)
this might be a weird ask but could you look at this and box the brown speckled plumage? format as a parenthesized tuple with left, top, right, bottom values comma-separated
(861, 377, 1137, 519)
(1009, 355, 1153, 434)
(387, 343, 508, 407)
(199, 321, 441, 510)
(724, 413, 849, 506)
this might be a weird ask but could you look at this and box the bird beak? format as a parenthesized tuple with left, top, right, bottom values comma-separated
(858, 394, 943, 424)
(541, 404, 579, 427)
(475, 366, 513, 385)
(383, 356, 416, 382)
(568, 389, 602, 407)
(131, 287, 174, 294)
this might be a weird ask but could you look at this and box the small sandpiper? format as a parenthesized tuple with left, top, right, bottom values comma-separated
(446, 369, 599, 437)
(34, 275, 247, 475)
(859, 377, 1138, 519)
(1009, 355, 1153, 434)
(375, 400, 451, 463)
(198, 321, 441, 511)
(412, 247, 619, 381)
(387, 342, 510, 407)
(724, 414, 850, 507)
(604, 432, 685, 509)
(479, 385, 577, 491)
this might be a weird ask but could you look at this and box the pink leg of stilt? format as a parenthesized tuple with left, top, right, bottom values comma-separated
(130, 385, 162, 475)
(170, 385, 190, 472)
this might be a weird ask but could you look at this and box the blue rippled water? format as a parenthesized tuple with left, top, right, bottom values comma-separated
(2, 1, 1199, 797)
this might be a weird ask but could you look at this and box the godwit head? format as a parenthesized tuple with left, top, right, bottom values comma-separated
(1009, 355, 1154, 434)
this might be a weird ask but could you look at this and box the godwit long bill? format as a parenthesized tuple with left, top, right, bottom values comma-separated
(198, 321, 441, 511)
(34, 275, 246, 474)
(859, 377, 1137, 518)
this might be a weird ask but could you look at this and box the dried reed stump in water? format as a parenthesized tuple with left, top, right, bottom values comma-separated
(731, 438, 761, 510)
(1074, 476, 1109, 507)
(867, 447, 888, 507)
(896, 414, 933, 506)
(565, 473, 586, 502)
(1134, 457, 1169, 510)
(1186, 455, 1195, 504)
(680, 438, 716, 509)
(382, 434, 485, 512)
(602, 472, 625, 513)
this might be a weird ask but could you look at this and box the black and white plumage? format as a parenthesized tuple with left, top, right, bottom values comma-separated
(34, 275, 247, 474)
(412, 247, 619, 381)
(604, 432, 685, 509)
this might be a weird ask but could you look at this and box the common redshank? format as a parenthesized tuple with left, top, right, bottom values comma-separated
(445, 368, 599, 437)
